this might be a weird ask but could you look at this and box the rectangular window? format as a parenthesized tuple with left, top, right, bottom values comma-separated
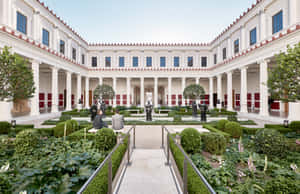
(92, 57, 97, 67)
(146, 57, 152, 67)
(42, 29, 49, 46)
(174, 57, 180, 67)
(59, 40, 65, 54)
(133, 57, 139, 67)
(105, 57, 111, 67)
(119, 57, 125, 67)
(82, 54, 85, 65)
(273, 11, 283, 34)
(250, 28, 257, 45)
(72, 48, 76, 60)
(187, 56, 193, 67)
(234, 39, 239, 54)
(223, 48, 227, 60)
(17, 12, 27, 34)
(160, 57, 166, 67)
(214, 54, 217, 64)
(201, 57, 207, 67)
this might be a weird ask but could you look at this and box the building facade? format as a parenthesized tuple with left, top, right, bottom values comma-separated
(0, 0, 300, 121)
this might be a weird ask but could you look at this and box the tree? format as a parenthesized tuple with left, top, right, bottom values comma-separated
(183, 84, 205, 100)
(268, 43, 300, 102)
(0, 46, 35, 102)
(93, 84, 115, 100)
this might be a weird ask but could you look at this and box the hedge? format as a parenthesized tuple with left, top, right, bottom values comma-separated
(0, 122, 11, 134)
(202, 124, 230, 141)
(83, 137, 128, 194)
(241, 127, 262, 135)
(169, 134, 211, 194)
(264, 124, 295, 134)
(68, 127, 95, 142)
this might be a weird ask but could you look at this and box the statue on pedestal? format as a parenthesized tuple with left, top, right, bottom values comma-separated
(100, 99, 107, 118)
(145, 100, 153, 121)
(192, 101, 198, 118)
(90, 103, 98, 122)
(199, 103, 208, 122)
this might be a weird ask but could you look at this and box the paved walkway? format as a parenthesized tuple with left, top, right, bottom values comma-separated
(117, 149, 179, 194)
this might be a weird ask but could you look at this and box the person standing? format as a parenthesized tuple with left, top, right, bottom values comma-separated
(112, 109, 124, 130)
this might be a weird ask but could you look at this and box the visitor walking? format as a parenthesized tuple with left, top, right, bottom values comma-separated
(93, 109, 107, 129)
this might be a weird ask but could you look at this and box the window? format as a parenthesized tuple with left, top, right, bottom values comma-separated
(59, 40, 65, 54)
(223, 48, 227, 60)
(214, 54, 217, 64)
(72, 48, 76, 60)
(146, 57, 152, 67)
(234, 39, 239, 54)
(17, 12, 27, 34)
(92, 57, 97, 67)
(133, 57, 138, 67)
(82, 54, 85, 65)
(187, 56, 193, 67)
(160, 57, 166, 67)
(174, 57, 180, 67)
(273, 11, 283, 34)
(119, 57, 125, 67)
(42, 29, 49, 46)
(201, 57, 207, 67)
(250, 28, 257, 45)
(105, 57, 111, 67)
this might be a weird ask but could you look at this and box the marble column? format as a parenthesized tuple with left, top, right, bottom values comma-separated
(76, 74, 82, 109)
(127, 77, 131, 107)
(140, 77, 144, 107)
(154, 77, 158, 108)
(240, 67, 248, 113)
(85, 77, 90, 108)
(168, 77, 172, 107)
(51, 66, 59, 113)
(66, 71, 72, 111)
(31, 60, 40, 116)
(113, 77, 117, 107)
(259, 60, 269, 116)
(217, 75, 222, 109)
(182, 77, 186, 106)
(209, 77, 214, 109)
(227, 71, 233, 111)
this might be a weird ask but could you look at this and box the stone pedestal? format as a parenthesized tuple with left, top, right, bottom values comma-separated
(0, 101, 13, 121)
(11, 99, 31, 117)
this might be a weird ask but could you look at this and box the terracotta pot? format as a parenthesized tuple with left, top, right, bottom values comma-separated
(11, 99, 31, 117)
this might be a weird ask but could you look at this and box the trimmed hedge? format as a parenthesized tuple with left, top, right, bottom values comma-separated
(53, 120, 78, 137)
(216, 119, 229, 131)
(95, 128, 117, 152)
(83, 137, 128, 194)
(289, 121, 300, 134)
(173, 115, 182, 122)
(224, 122, 243, 138)
(0, 122, 11, 134)
(14, 129, 40, 155)
(241, 127, 262, 135)
(60, 115, 72, 122)
(68, 126, 95, 142)
(169, 134, 210, 194)
(202, 124, 230, 141)
(180, 128, 202, 154)
(201, 132, 227, 155)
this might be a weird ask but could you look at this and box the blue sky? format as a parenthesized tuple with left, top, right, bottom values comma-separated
(42, 0, 256, 43)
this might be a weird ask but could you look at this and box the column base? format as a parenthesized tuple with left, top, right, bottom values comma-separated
(51, 106, 59, 113)
(240, 106, 248, 113)
(288, 102, 300, 121)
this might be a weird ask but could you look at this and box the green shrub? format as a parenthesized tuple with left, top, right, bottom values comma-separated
(201, 132, 227, 155)
(120, 111, 130, 117)
(0, 176, 11, 194)
(95, 128, 117, 151)
(203, 124, 231, 142)
(79, 111, 89, 117)
(68, 127, 95, 142)
(209, 109, 219, 117)
(264, 176, 300, 194)
(227, 115, 238, 122)
(34, 128, 54, 137)
(59, 115, 72, 122)
(224, 122, 242, 138)
(0, 136, 15, 158)
(241, 127, 261, 135)
(0, 122, 11, 134)
(68, 120, 79, 131)
(180, 128, 202, 154)
(173, 115, 182, 122)
(14, 129, 40, 155)
(289, 121, 300, 134)
(83, 137, 128, 194)
(15, 124, 34, 129)
(53, 121, 74, 137)
(168, 111, 176, 117)
(264, 124, 294, 134)
(254, 129, 287, 158)
(216, 119, 229, 131)
(169, 135, 210, 194)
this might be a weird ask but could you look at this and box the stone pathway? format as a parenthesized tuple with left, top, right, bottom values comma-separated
(116, 149, 179, 194)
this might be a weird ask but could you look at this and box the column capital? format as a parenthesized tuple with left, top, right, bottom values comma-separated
(226, 70, 233, 75)
(50, 65, 59, 71)
(239, 65, 248, 71)
(30, 59, 41, 64)
(257, 58, 270, 65)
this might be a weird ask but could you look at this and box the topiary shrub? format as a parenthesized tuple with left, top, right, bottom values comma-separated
(264, 176, 300, 194)
(216, 119, 229, 131)
(227, 115, 238, 122)
(95, 128, 117, 152)
(68, 120, 79, 131)
(224, 121, 242, 138)
(289, 121, 300, 134)
(173, 115, 182, 122)
(59, 115, 72, 122)
(254, 129, 287, 158)
(0, 122, 11, 134)
(201, 132, 227, 155)
(14, 129, 40, 155)
(168, 111, 176, 117)
(180, 128, 202, 154)
(53, 121, 74, 137)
